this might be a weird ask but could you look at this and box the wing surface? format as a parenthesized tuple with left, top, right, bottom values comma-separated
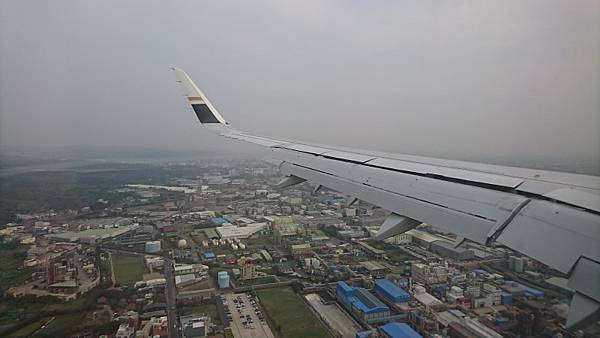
(172, 68, 600, 328)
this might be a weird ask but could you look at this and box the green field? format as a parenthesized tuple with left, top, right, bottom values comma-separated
(258, 287, 329, 338)
(237, 276, 278, 286)
(178, 302, 221, 325)
(6, 318, 46, 338)
(0, 244, 31, 292)
(111, 254, 144, 286)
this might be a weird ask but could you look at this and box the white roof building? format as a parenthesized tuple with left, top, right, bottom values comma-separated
(216, 223, 267, 239)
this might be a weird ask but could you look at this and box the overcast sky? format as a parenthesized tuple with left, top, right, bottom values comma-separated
(1, 1, 598, 171)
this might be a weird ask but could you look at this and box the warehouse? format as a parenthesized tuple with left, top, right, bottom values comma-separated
(404, 229, 443, 250)
(360, 261, 388, 278)
(216, 223, 266, 239)
(500, 281, 545, 299)
(379, 323, 422, 338)
(336, 282, 392, 324)
(355, 323, 422, 338)
(430, 240, 475, 261)
(374, 279, 411, 304)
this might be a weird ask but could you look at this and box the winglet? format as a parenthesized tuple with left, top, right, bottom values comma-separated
(172, 68, 228, 125)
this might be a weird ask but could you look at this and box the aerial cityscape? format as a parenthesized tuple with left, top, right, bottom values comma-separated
(1, 1, 599, 338)
(0, 154, 597, 337)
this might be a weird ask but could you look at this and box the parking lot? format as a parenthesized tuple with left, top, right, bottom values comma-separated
(221, 293, 275, 338)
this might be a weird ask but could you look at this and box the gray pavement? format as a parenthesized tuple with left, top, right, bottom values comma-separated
(305, 293, 361, 338)
(164, 258, 181, 338)
(223, 293, 274, 338)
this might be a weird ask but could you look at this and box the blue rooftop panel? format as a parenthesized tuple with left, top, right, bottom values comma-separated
(375, 279, 411, 303)
(337, 281, 353, 294)
(336, 282, 389, 315)
(353, 288, 389, 314)
(211, 217, 226, 225)
(380, 323, 422, 338)
(516, 282, 545, 298)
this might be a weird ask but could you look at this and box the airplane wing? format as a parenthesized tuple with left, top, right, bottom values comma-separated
(172, 68, 600, 328)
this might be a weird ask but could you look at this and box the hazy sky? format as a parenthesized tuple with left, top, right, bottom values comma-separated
(1, 1, 599, 169)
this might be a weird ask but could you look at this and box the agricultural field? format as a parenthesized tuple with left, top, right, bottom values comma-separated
(0, 244, 31, 292)
(111, 254, 144, 286)
(257, 287, 329, 338)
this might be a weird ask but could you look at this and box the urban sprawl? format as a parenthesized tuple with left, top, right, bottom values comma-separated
(0, 160, 589, 338)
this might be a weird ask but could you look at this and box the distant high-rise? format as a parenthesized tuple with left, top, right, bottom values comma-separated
(47, 263, 57, 285)
(217, 271, 229, 289)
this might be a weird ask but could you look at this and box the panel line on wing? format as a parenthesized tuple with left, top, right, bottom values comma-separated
(290, 162, 497, 222)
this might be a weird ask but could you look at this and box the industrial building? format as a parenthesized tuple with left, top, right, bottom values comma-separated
(412, 285, 443, 308)
(336, 282, 393, 324)
(216, 222, 266, 239)
(374, 279, 411, 304)
(174, 263, 208, 276)
(360, 261, 388, 278)
(211, 217, 226, 226)
(355, 322, 423, 338)
(380, 323, 422, 338)
(500, 281, 544, 299)
(429, 240, 475, 260)
(47, 223, 140, 243)
(404, 229, 445, 250)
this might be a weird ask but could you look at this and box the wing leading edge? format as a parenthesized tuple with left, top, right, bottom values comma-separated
(172, 68, 600, 328)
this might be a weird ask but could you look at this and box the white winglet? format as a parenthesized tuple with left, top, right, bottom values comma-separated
(172, 68, 228, 125)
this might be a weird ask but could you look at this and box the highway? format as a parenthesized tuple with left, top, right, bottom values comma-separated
(164, 258, 181, 338)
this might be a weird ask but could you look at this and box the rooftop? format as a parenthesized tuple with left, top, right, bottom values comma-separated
(337, 282, 389, 314)
(360, 261, 387, 271)
(216, 223, 266, 238)
(374, 279, 410, 302)
(380, 322, 423, 338)
(47, 223, 140, 242)
(405, 229, 445, 243)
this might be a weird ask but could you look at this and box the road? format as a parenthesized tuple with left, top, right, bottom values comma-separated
(31, 317, 55, 336)
(164, 258, 181, 338)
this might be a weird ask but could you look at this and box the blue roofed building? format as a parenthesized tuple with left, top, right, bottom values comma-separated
(337, 282, 406, 324)
(379, 323, 422, 338)
(202, 250, 216, 261)
(500, 281, 545, 299)
(375, 279, 411, 304)
(518, 283, 544, 299)
(211, 217, 226, 226)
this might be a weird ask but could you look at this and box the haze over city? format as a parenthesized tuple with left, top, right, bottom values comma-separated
(1, 2, 600, 338)
(1, 1, 599, 174)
